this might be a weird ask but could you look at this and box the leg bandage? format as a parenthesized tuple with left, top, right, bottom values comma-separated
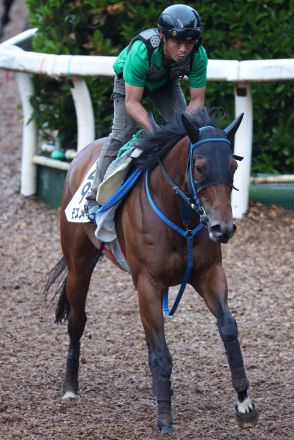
(218, 315, 249, 393)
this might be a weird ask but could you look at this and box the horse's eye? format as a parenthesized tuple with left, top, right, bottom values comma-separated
(195, 164, 202, 173)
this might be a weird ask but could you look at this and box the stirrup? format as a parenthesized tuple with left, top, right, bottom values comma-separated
(84, 196, 99, 223)
(85, 193, 97, 202)
(85, 204, 98, 223)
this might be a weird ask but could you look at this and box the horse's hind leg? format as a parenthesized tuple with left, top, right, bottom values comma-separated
(61, 225, 96, 399)
(136, 273, 173, 434)
(62, 269, 92, 398)
(192, 265, 258, 428)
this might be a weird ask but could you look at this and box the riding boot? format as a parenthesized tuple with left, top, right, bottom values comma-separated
(85, 188, 98, 222)
(85, 197, 98, 223)
(86, 166, 102, 204)
(85, 149, 115, 221)
(84, 162, 101, 221)
(86, 135, 120, 202)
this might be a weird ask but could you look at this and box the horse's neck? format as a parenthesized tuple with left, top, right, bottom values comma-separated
(162, 137, 189, 189)
(150, 138, 189, 218)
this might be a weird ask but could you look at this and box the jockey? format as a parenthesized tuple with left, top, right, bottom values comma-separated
(86, 4, 208, 214)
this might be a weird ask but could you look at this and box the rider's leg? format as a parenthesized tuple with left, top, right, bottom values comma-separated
(150, 79, 186, 122)
(87, 75, 136, 202)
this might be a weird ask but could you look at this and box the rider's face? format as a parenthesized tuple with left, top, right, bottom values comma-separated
(163, 38, 195, 63)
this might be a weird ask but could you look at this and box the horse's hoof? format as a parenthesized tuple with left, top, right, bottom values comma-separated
(236, 406, 258, 429)
(62, 391, 78, 400)
(160, 425, 173, 435)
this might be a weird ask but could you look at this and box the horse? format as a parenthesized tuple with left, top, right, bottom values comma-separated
(44, 108, 258, 434)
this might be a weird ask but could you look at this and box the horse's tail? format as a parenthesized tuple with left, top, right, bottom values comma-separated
(42, 257, 70, 323)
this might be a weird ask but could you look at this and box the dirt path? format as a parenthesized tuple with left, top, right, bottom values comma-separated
(1, 2, 294, 439)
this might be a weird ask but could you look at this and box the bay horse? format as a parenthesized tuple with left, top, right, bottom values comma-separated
(44, 108, 258, 434)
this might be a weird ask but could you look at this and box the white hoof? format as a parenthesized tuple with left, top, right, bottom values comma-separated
(62, 391, 77, 400)
(236, 397, 253, 414)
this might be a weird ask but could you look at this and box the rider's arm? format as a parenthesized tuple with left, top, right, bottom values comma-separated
(187, 86, 206, 112)
(125, 82, 154, 133)
(187, 46, 207, 113)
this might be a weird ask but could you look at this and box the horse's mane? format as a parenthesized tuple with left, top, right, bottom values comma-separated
(135, 107, 217, 171)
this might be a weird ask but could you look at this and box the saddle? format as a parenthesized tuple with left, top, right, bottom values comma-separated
(65, 132, 143, 224)
(96, 143, 142, 205)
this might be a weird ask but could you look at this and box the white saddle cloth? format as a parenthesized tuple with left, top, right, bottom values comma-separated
(65, 145, 142, 245)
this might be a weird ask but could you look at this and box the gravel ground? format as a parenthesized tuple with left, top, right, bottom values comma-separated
(1, 2, 294, 439)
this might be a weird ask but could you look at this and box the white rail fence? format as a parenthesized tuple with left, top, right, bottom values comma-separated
(1, 28, 294, 218)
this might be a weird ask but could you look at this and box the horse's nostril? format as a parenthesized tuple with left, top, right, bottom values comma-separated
(210, 223, 236, 239)
(211, 224, 222, 235)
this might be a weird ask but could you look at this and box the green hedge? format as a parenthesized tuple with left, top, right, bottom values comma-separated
(27, 0, 294, 174)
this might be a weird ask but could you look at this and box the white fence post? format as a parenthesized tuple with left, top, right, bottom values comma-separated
(70, 78, 95, 151)
(15, 71, 38, 196)
(231, 83, 253, 218)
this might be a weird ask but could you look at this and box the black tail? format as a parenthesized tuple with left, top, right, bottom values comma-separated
(42, 257, 70, 323)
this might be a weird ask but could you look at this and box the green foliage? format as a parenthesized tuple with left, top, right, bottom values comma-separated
(27, 0, 294, 173)
(195, 0, 294, 174)
(29, 76, 77, 148)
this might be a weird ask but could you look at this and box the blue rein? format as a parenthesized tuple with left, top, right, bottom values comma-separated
(145, 170, 205, 317)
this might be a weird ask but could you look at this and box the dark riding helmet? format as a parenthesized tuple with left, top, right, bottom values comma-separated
(157, 4, 202, 42)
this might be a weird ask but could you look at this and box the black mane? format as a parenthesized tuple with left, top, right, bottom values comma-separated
(135, 107, 216, 171)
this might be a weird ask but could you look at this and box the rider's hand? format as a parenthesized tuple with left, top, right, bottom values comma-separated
(148, 112, 160, 133)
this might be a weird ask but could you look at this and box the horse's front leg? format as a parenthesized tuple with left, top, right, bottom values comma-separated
(192, 264, 258, 428)
(136, 273, 173, 434)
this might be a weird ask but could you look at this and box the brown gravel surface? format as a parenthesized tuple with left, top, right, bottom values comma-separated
(1, 3, 294, 439)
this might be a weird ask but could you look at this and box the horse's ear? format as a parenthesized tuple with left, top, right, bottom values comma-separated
(232, 154, 244, 161)
(181, 113, 200, 144)
(224, 113, 244, 141)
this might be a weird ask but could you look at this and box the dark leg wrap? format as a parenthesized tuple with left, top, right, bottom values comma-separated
(218, 315, 249, 394)
(148, 345, 173, 429)
(154, 379, 173, 428)
(148, 347, 172, 402)
(223, 338, 249, 393)
(63, 342, 80, 393)
(154, 379, 172, 403)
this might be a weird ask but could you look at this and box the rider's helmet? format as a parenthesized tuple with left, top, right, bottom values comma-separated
(157, 4, 202, 42)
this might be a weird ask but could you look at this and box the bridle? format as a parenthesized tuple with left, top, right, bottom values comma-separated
(157, 131, 236, 228)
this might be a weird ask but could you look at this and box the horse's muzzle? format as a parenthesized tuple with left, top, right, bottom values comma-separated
(208, 223, 237, 243)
